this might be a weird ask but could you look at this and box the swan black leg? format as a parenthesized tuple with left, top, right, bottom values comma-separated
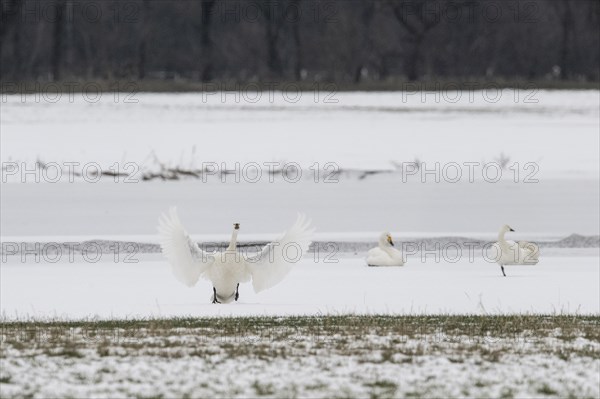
(235, 283, 239, 301)
(212, 287, 221, 304)
(501, 265, 506, 277)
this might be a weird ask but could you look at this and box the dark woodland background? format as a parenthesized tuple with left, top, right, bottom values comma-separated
(0, 0, 598, 88)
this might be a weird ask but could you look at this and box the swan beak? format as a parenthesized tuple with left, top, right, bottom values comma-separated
(509, 228, 515, 232)
(234, 223, 240, 230)
(387, 236, 394, 246)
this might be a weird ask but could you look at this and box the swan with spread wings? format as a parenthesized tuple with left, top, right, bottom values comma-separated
(158, 207, 314, 303)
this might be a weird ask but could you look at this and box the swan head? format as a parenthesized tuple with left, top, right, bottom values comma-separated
(234, 223, 240, 230)
(379, 232, 395, 247)
(501, 224, 515, 233)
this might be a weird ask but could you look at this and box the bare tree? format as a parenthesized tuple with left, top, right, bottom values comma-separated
(198, 0, 217, 81)
(137, 0, 150, 79)
(290, 0, 303, 81)
(353, 1, 376, 83)
(0, 0, 23, 80)
(263, 0, 283, 76)
(550, 0, 575, 80)
(389, 0, 442, 81)
(51, 0, 66, 81)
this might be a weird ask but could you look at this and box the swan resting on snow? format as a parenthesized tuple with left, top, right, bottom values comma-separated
(491, 224, 540, 276)
(158, 207, 314, 303)
(366, 232, 405, 266)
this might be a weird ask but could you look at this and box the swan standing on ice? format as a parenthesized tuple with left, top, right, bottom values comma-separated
(492, 224, 540, 276)
(366, 232, 405, 266)
(158, 208, 314, 303)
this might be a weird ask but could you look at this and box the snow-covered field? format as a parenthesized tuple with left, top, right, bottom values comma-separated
(1, 316, 598, 398)
(1, 90, 599, 178)
(1, 251, 599, 319)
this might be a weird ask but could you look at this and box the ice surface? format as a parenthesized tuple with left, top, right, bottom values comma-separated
(1, 177, 599, 236)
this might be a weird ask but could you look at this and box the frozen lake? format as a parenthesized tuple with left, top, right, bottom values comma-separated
(1, 90, 598, 320)
(1, 177, 599, 236)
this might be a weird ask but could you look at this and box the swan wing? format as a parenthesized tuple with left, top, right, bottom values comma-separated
(157, 207, 215, 287)
(390, 247, 405, 264)
(366, 251, 390, 266)
(494, 240, 540, 264)
(368, 247, 385, 256)
(518, 240, 539, 253)
(366, 247, 385, 265)
(518, 240, 540, 261)
(245, 214, 314, 293)
(367, 248, 404, 266)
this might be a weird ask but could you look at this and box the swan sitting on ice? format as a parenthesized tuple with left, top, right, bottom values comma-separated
(491, 224, 540, 276)
(158, 207, 314, 303)
(366, 232, 405, 266)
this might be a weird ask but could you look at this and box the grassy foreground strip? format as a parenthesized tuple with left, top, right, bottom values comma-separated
(2, 314, 599, 335)
(1, 314, 599, 332)
(1, 315, 598, 350)
(1, 315, 599, 398)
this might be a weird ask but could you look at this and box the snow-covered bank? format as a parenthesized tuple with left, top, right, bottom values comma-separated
(1, 252, 598, 320)
(1, 91, 599, 178)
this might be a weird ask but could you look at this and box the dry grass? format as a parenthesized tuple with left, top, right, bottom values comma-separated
(1, 315, 598, 361)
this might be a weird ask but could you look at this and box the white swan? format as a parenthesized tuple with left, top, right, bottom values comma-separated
(158, 207, 314, 303)
(366, 232, 405, 266)
(491, 224, 540, 276)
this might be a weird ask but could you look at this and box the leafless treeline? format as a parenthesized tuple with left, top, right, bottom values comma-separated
(1, 0, 598, 85)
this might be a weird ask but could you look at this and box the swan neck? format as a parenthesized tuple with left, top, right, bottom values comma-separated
(378, 241, 396, 256)
(498, 229, 508, 246)
(227, 229, 238, 251)
(379, 236, 389, 249)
